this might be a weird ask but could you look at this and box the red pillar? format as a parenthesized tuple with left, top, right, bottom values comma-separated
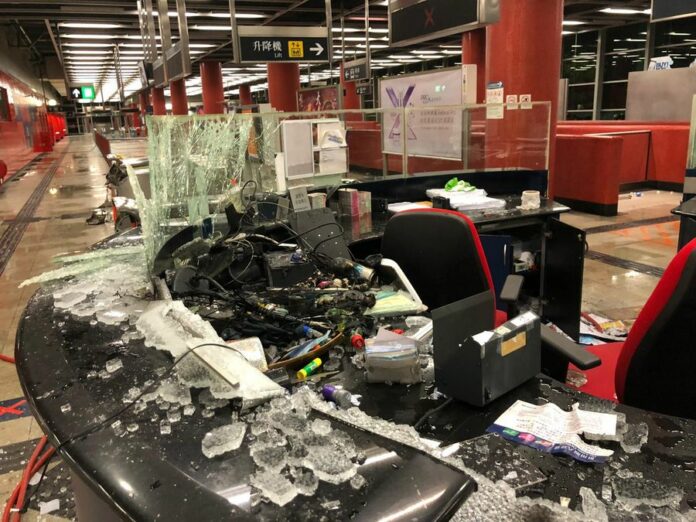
(170, 78, 188, 115)
(152, 87, 166, 115)
(485, 0, 563, 195)
(267, 63, 300, 112)
(139, 90, 150, 115)
(239, 84, 253, 105)
(462, 29, 486, 104)
(201, 61, 225, 114)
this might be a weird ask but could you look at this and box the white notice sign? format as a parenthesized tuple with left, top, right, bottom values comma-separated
(486, 82, 504, 120)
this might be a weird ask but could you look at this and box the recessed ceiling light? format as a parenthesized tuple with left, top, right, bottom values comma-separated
(59, 22, 123, 29)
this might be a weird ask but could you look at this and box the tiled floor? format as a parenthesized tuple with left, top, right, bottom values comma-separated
(0, 136, 112, 520)
(0, 137, 685, 519)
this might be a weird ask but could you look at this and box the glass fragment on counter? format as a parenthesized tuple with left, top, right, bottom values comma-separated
(201, 423, 247, 458)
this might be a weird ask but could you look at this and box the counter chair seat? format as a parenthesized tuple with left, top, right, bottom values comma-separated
(381, 208, 513, 327)
(568, 238, 696, 419)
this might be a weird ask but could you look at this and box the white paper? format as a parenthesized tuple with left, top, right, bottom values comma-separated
(520, 94, 533, 110)
(493, 400, 616, 460)
(486, 82, 504, 120)
(39, 499, 60, 515)
(506, 94, 519, 110)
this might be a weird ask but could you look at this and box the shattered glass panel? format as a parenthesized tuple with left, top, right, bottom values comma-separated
(130, 114, 254, 269)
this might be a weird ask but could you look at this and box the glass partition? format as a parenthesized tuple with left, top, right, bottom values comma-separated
(130, 103, 551, 269)
(689, 95, 696, 170)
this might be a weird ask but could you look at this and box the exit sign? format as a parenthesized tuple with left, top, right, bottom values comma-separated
(70, 85, 95, 100)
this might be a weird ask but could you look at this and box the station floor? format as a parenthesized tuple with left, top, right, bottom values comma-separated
(0, 135, 683, 519)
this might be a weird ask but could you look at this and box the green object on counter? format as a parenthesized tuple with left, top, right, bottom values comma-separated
(297, 358, 323, 380)
(444, 177, 476, 192)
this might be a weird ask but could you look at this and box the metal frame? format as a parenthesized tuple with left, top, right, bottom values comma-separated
(388, 0, 499, 47)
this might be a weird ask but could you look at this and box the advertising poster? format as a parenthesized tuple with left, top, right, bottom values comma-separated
(298, 86, 340, 112)
(380, 68, 463, 159)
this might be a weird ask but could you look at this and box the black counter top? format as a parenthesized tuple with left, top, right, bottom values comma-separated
(16, 272, 696, 520)
(341, 197, 569, 245)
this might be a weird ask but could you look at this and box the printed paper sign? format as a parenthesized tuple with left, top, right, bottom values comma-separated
(520, 94, 532, 110)
(486, 82, 504, 120)
(380, 68, 463, 160)
(506, 94, 519, 110)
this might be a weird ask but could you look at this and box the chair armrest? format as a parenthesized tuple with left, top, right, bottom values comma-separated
(500, 274, 524, 303)
(540, 324, 601, 371)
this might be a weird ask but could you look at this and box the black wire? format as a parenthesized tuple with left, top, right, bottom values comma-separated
(413, 398, 455, 430)
(57, 341, 245, 448)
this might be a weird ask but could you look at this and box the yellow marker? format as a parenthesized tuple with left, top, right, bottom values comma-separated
(297, 358, 322, 380)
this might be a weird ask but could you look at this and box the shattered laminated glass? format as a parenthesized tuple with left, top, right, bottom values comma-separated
(128, 114, 258, 270)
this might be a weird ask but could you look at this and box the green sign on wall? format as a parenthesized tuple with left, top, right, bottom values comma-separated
(69, 85, 95, 100)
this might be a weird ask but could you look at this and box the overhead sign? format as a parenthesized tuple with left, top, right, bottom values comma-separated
(237, 26, 330, 63)
(389, 0, 499, 47)
(651, 0, 696, 22)
(343, 58, 370, 82)
(69, 85, 95, 100)
(356, 83, 372, 96)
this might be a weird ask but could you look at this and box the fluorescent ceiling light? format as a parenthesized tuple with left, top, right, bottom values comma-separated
(62, 34, 119, 39)
(332, 27, 361, 33)
(600, 7, 651, 15)
(563, 20, 585, 26)
(670, 32, 691, 36)
(60, 22, 123, 29)
(191, 25, 231, 30)
(208, 12, 265, 19)
(389, 54, 413, 58)
(190, 43, 215, 48)
(63, 42, 113, 47)
(562, 31, 574, 35)
(411, 50, 439, 54)
(64, 50, 109, 55)
(439, 45, 461, 49)
(369, 28, 389, 33)
(442, 50, 461, 55)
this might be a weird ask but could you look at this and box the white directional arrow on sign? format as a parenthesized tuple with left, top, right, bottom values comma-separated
(72, 88, 81, 98)
(310, 43, 324, 56)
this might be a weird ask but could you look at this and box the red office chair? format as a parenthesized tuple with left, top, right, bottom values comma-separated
(567, 238, 696, 418)
(381, 208, 518, 327)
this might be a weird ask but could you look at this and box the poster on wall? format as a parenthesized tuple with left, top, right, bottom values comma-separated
(380, 67, 463, 159)
(298, 86, 340, 112)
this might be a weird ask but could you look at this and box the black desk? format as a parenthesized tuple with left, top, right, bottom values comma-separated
(672, 198, 696, 251)
(16, 280, 696, 521)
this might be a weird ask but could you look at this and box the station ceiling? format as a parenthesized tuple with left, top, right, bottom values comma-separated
(0, 0, 653, 102)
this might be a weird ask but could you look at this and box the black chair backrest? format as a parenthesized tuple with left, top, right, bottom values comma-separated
(619, 241, 696, 418)
(381, 209, 495, 311)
